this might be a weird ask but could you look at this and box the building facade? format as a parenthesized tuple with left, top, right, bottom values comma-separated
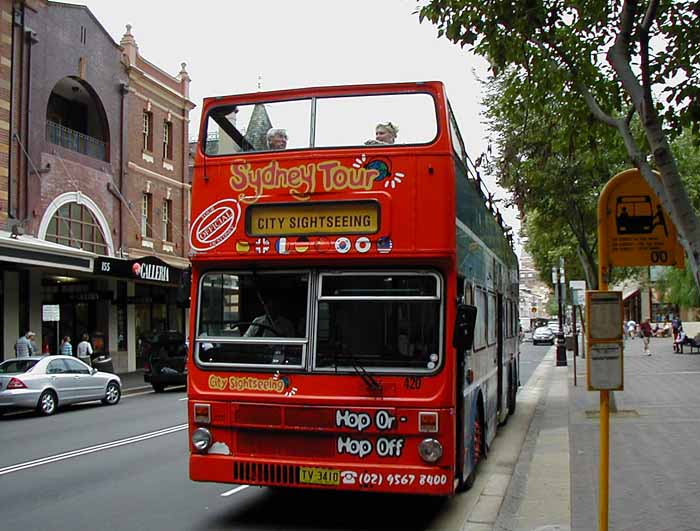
(0, 1, 193, 370)
(518, 246, 551, 329)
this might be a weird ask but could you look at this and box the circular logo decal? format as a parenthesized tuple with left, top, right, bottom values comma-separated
(189, 199, 241, 252)
(366, 159, 390, 181)
(355, 237, 371, 253)
(132, 263, 141, 276)
(335, 237, 351, 254)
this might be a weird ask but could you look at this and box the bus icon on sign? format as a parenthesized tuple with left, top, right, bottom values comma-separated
(616, 195, 668, 236)
(616, 195, 653, 234)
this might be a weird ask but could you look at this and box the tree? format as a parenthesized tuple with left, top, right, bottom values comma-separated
(419, 0, 700, 288)
(481, 68, 632, 287)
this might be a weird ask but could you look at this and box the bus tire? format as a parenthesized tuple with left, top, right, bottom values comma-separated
(508, 365, 517, 415)
(459, 407, 484, 491)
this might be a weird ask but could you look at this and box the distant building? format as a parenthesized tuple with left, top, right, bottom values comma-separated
(0, 1, 194, 369)
(518, 245, 551, 328)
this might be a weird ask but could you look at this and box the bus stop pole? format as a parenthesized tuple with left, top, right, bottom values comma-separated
(598, 203, 611, 531)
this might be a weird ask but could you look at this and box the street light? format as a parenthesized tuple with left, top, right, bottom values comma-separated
(556, 259, 568, 366)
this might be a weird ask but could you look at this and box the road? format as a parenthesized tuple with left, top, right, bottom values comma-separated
(1, 342, 548, 531)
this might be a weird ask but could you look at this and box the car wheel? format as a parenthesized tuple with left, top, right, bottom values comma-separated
(102, 381, 121, 405)
(152, 383, 166, 393)
(37, 390, 58, 416)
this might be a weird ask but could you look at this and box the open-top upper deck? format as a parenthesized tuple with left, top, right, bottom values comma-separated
(189, 81, 458, 263)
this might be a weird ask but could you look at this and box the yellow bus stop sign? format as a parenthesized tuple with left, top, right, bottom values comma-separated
(599, 168, 684, 268)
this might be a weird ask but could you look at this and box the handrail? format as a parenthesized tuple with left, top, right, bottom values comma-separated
(46, 120, 107, 161)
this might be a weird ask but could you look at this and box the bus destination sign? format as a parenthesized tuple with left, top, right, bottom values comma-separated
(247, 201, 380, 237)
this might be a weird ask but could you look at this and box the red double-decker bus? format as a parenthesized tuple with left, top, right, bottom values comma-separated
(187, 81, 520, 496)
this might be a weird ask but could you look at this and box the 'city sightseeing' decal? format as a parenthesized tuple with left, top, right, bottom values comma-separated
(207, 372, 297, 396)
(208, 374, 284, 393)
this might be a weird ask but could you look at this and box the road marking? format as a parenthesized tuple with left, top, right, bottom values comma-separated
(179, 397, 188, 401)
(0, 424, 187, 476)
(221, 485, 250, 497)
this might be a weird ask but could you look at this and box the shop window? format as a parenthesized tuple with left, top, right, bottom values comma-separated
(117, 281, 128, 350)
(44, 202, 108, 254)
(163, 121, 173, 160)
(141, 193, 153, 238)
(143, 111, 153, 152)
(162, 199, 173, 242)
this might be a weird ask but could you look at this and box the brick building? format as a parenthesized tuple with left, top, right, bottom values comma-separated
(0, 1, 193, 371)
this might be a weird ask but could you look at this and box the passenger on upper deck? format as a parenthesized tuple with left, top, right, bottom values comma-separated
(266, 128, 288, 150)
(365, 122, 398, 145)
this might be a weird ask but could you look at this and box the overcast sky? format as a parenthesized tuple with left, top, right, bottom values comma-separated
(70, 0, 520, 250)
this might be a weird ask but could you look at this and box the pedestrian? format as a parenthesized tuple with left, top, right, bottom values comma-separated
(674, 326, 686, 353)
(671, 315, 682, 343)
(640, 318, 653, 356)
(76, 333, 93, 366)
(14, 331, 37, 357)
(60, 336, 73, 356)
(627, 320, 637, 340)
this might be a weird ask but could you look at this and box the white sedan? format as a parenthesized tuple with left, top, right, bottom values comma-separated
(532, 326, 555, 346)
(0, 356, 121, 416)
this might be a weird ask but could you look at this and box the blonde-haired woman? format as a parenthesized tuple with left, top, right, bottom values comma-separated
(366, 122, 399, 145)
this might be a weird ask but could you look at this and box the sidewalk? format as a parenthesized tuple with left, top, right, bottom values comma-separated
(114, 369, 151, 395)
(496, 336, 700, 531)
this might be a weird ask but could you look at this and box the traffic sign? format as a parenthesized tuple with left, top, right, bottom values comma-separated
(599, 168, 684, 268)
(42, 304, 60, 322)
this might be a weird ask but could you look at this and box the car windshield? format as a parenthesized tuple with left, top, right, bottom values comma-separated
(0, 359, 39, 373)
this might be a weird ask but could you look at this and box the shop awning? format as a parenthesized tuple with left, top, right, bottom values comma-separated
(0, 231, 95, 272)
(623, 287, 641, 301)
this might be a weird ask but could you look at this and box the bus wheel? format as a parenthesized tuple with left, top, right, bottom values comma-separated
(508, 368, 517, 415)
(459, 415, 483, 491)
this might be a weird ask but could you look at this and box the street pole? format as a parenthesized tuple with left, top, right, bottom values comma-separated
(556, 259, 567, 366)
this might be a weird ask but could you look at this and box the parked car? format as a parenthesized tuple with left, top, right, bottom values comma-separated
(0, 356, 121, 416)
(532, 326, 555, 346)
(141, 331, 187, 392)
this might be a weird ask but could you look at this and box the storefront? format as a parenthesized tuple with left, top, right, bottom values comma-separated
(1, 231, 189, 370)
(93, 255, 189, 369)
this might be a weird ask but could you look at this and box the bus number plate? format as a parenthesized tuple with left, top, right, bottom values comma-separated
(299, 467, 340, 486)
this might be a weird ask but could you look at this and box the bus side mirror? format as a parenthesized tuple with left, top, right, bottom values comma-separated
(453, 304, 477, 351)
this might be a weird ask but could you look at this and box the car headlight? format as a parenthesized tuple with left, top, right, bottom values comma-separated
(191, 427, 212, 453)
(418, 438, 443, 463)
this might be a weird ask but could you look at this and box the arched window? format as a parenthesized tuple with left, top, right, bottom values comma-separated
(46, 77, 110, 161)
(44, 202, 108, 254)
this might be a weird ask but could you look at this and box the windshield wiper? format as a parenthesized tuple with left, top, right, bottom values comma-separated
(348, 356, 383, 393)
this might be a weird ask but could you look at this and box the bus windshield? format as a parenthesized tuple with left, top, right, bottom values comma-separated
(195, 271, 442, 372)
(203, 92, 437, 155)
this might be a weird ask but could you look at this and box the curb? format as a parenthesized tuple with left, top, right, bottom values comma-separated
(122, 385, 153, 396)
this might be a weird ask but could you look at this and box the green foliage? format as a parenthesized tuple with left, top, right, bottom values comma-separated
(479, 66, 630, 288)
(418, 0, 700, 288)
(655, 131, 700, 306)
(656, 264, 700, 307)
(418, 1, 700, 141)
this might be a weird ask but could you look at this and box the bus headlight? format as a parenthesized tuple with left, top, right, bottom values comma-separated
(418, 438, 443, 463)
(191, 427, 213, 453)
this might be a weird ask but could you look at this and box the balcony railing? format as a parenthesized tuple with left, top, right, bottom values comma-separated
(46, 121, 107, 161)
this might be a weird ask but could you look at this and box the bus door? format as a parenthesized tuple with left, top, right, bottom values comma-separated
(496, 293, 504, 415)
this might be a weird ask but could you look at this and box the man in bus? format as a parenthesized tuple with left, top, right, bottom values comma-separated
(266, 128, 288, 150)
(244, 295, 295, 338)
